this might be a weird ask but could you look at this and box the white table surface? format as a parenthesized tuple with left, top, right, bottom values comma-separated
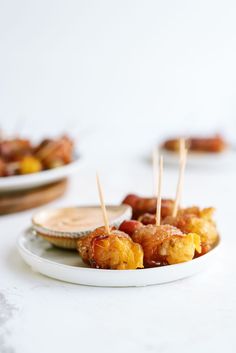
(1, 133, 236, 353)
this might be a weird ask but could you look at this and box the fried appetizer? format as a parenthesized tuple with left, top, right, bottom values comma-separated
(0, 139, 32, 162)
(163, 134, 227, 153)
(131, 224, 201, 267)
(35, 135, 74, 169)
(0, 134, 75, 177)
(163, 207, 218, 254)
(77, 226, 144, 270)
(122, 194, 174, 220)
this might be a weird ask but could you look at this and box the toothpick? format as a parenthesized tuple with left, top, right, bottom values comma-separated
(172, 139, 187, 217)
(152, 147, 158, 196)
(96, 173, 110, 234)
(155, 155, 163, 226)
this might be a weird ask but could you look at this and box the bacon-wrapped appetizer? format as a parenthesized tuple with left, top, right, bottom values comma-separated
(162, 134, 227, 153)
(77, 226, 144, 270)
(35, 135, 74, 169)
(130, 224, 201, 267)
(0, 138, 32, 162)
(119, 219, 143, 237)
(162, 207, 218, 254)
(122, 194, 174, 220)
(0, 134, 75, 177)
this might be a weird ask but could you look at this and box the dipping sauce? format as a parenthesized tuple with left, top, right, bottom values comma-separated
(32, 206, 132, 234)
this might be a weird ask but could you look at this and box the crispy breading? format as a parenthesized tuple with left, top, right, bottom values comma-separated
(132, 224, 201, 267)
(163, 207, 218, 255)
(77, 227, 144, 270)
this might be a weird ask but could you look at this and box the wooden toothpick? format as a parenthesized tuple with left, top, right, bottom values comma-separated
(96, 173, 110, 234)
(155, 155, 163, 226)
(153, 147, 158, 196)
(172, 139, 187, 217)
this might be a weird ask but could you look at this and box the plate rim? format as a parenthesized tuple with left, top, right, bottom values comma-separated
(159, 147, 234, 161)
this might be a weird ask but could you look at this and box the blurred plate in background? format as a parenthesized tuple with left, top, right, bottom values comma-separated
(0, 154, 80, 192)
(159, 148, 236, 168)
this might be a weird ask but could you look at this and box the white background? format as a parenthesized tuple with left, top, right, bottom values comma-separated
(1, 0, 236, 140)
(1, 1, 236, 353)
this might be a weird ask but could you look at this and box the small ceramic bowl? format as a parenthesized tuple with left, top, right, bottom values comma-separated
(32, 205, 132, 249)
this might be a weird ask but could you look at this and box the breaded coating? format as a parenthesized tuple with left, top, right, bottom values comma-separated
(77, 227, 144, 270)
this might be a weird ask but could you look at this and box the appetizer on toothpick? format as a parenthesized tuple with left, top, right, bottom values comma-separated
(162, 140, 218, 254)
(121, 156, 201, 267)
(0, 134, 74, 176)
(77, 174, 144, 269)
(121, 138, 218, 258)
(122, 149, 174, 221)
(121, 147, 174, 224)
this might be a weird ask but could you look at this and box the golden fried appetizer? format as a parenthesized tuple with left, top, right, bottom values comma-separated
(0, 134, 75, 177)
(35, 135, 74, 169)
(131, 224, 201, 267)
(0, 138, 32, 162)
(163, 207, 218, 254)
(122, 194, 174, 220)
(77, 226, 144, 270)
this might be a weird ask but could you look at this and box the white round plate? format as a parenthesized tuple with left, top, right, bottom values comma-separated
(159, 148, 236, 168)
(0, 155, 80, 191)
(18, 228, 220, 287)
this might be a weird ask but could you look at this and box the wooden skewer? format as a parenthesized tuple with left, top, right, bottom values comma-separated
(96, 173, 110, 234)
(155, 155, 163, 226)
(172, 139, 187, 217)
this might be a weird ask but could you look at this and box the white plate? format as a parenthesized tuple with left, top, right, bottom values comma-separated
(17, 228, 220, 287)
(0, 155, 80, 191)
(159, 148, 236, 168)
